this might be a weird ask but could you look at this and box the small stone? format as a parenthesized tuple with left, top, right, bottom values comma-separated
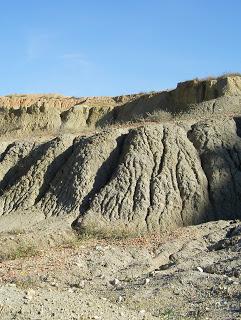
(144, 278, 150, 285)
(116, 286, 124, 291)
(28, 289, 35, 296)
(9, 283, 16, 287)
(95, 245, 104, 251)
(139, 309, 145, 314)
(204, 266, 215, 274)
(117, 296, 123, 303)
(50, 281, 57, 287)
(78, 280, 85, 289)
(24, 289, 35, 301)
(233, 270, 240, 278)
(110, 278, 120, 286)
(197, 267, 203, 273)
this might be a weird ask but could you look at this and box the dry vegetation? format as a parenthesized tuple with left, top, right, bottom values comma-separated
(196, 72, 241, 82)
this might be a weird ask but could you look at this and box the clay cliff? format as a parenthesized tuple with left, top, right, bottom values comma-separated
(1, 74, 241, 235)
(1, 74, 241, 138)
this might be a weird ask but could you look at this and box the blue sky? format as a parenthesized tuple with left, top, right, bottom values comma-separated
(0, 0, 241, 96)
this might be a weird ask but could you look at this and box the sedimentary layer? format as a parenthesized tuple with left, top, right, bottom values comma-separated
(0, 75, 241, 138)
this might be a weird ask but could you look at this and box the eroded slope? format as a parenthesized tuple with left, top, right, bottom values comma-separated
(0, 116, 241, 234)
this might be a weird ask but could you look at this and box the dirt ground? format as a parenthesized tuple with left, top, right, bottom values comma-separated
(0, 217, 240, 320)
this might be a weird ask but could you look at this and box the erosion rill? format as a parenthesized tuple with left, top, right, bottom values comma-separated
(1, 75, 241, 235)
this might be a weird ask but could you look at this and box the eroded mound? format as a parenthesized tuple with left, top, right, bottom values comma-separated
(0, 113, 241, 234)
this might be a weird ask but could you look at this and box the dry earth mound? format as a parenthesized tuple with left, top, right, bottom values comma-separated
(0, 117, 241, 235)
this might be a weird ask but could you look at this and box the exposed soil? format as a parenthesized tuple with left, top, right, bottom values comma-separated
(0, 219, 240, 319)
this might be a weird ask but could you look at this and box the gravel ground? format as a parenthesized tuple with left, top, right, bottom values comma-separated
(0, 219, 241, 319)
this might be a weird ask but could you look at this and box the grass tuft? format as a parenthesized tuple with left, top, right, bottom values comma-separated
(14, 276, 38, 289)
(198, 72, 241, 82)
(0, 242, 39, 261)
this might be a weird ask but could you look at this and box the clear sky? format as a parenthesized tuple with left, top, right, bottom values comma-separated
(0, 0, 241, 96)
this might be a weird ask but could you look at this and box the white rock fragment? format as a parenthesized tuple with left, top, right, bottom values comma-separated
(24, 289, 35, 301)
(196, 266, 203, 273)
(117, 296, 123, 303)
(79, 280, 85, 289)
(95, 245, 104, 252)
